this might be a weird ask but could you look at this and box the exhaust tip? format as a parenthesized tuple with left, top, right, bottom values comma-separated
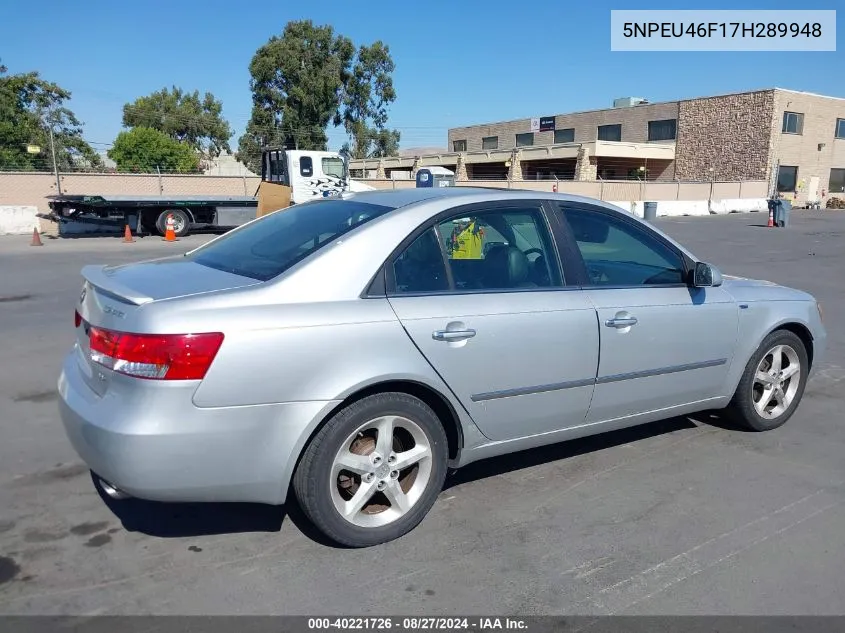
(96, 476, 132, 500)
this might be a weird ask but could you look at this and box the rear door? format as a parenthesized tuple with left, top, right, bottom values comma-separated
(386, 200, 599, 442)
(553, 203, 739, 424)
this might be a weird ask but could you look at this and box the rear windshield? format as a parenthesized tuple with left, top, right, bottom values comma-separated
(188, 199, 394, 281)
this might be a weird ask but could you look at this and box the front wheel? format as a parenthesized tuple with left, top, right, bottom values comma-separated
(292, 393, 448, 547)
(726, 330, 809, 431)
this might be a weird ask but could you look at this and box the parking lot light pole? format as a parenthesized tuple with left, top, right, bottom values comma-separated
(47, 107, 62, 195)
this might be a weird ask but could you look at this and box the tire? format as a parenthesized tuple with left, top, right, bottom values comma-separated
(155, 209, 191, 237)
(726, 330, 809, 431)
(292, 392, 448, 547)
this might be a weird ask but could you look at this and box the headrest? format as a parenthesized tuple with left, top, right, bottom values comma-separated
(483, 244, 530, 288)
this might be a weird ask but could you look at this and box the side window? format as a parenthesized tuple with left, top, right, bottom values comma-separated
(564, 208, 686, 286)
(392, 228, 449, 294)
(300, 156, 313, 177)
(438, 206, 562, 291)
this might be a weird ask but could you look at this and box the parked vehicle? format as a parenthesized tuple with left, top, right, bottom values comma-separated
(42, 149, 373, 237)
(58, 188, 826, 547)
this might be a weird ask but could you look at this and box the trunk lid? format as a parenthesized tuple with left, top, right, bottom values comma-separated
(74, 258, 259, 396)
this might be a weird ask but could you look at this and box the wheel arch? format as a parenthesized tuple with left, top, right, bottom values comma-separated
(281, 378, 467, 503)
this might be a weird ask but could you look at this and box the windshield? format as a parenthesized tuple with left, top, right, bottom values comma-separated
(187, 199, 393, 281)
(322, 157, 345, 179)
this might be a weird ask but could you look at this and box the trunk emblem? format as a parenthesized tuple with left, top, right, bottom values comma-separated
(103, 305, 125, 318)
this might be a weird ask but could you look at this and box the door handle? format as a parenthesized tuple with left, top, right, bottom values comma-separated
(432, 329, 477, 342)
(605, 317, 638, 328)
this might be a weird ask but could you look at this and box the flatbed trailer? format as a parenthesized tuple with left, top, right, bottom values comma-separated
(40, 194, 259, 237)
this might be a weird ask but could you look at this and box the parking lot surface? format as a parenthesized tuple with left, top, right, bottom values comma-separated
(1, 211, 844, 615)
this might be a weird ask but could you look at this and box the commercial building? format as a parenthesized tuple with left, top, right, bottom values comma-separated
(351, 88, 845, 204)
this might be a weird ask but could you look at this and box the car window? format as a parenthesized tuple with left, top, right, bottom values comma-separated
(300, 156, 313, 177)
(391, 205, 562, 294)
(188, 199, 393, 281)
(393, 228, 450, 293)
(322, 157, 345, 179)
(564, 207, 686, 286)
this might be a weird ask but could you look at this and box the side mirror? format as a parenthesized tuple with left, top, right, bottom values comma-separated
(693, 262, 723, 288)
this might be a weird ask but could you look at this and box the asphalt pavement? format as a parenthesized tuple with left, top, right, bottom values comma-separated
(0, 211, 844, 615)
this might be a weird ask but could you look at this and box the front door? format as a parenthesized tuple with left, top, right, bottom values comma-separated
(558, 205, 739, 424)
(386, 202, 599, 442)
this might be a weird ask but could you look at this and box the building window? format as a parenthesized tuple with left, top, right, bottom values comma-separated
(648, 119, 677, 141)
(776, 165, 798, 192)
(515, 132, 534, 147)
(836, 119, 845, 139)
(782, 112, 804, 135)
(482, 136, 498, 150)
(554, 128, 575, 143)
(830, 169, 845, 193)
(597, 124, 622, 142)
(453, 139, 467, 152)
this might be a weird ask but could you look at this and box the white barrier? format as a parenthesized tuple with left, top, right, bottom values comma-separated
(606, 199, 767, 218)
(0, 206, 39, 235)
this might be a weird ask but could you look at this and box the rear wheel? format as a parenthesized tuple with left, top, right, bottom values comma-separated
(155, 208, 191, 237)
(726, 330, 809, 431)
(292, 392, 448, 547)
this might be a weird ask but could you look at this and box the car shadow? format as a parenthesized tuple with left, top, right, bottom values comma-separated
(95, 413, 742, 542)
(445, 415, 700, 489)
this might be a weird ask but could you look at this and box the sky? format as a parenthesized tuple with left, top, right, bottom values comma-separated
(1, 0, 842, 155)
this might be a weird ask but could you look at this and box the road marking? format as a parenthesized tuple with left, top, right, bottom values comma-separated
(567, 488, 843, 619)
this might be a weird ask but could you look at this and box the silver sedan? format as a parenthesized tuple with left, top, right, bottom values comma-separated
(58, 188, 827, 547)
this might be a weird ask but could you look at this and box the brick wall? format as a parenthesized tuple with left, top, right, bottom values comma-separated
(448, 102, 680, 152)
(674, 90, 775, 181)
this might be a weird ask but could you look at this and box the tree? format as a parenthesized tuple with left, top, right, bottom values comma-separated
(122, 87, 232, 161)
(338, 41, 400, 159)
(237, 21, 400, 171)
(107, 127, 199, 173)
(0, 61, 102, 171)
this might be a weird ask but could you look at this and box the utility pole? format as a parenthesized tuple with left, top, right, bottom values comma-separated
(47, 108, 62, 195)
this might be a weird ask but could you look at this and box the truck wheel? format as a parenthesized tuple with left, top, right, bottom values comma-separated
(155, 209, 191, 237)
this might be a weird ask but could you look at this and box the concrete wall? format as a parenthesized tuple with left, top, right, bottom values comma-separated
(0, 172, 262, 232)
(0, 172, 261, 213)
(448, 102, 680, 152)
(359, 178, 769, 200)
(0, 206, 39, 235)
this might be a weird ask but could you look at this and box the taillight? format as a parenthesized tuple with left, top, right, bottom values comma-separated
(87, 326, 224, 380)
(75, 310, 82, 328)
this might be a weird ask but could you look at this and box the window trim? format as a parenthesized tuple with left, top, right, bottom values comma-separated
(782, 111, 804, 135)
(835, 118, 845, 140)
(381, 199, 574, 298)
(452, 139, 468, 152)
(828, 168, 845, 194)
(552, 202, 695, 290)
(481, 136, 498, 150)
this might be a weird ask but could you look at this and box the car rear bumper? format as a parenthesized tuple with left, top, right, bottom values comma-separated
(58, 349, 339, 505)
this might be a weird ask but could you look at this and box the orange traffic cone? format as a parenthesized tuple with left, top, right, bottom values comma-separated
(163, 214, 177, 242)
(767, 207, 774, 227)
(30, 227, 43, 247)
(123, 224, 135, 243)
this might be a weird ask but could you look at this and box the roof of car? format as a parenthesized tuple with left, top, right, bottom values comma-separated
(344, 185, 606, 209)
